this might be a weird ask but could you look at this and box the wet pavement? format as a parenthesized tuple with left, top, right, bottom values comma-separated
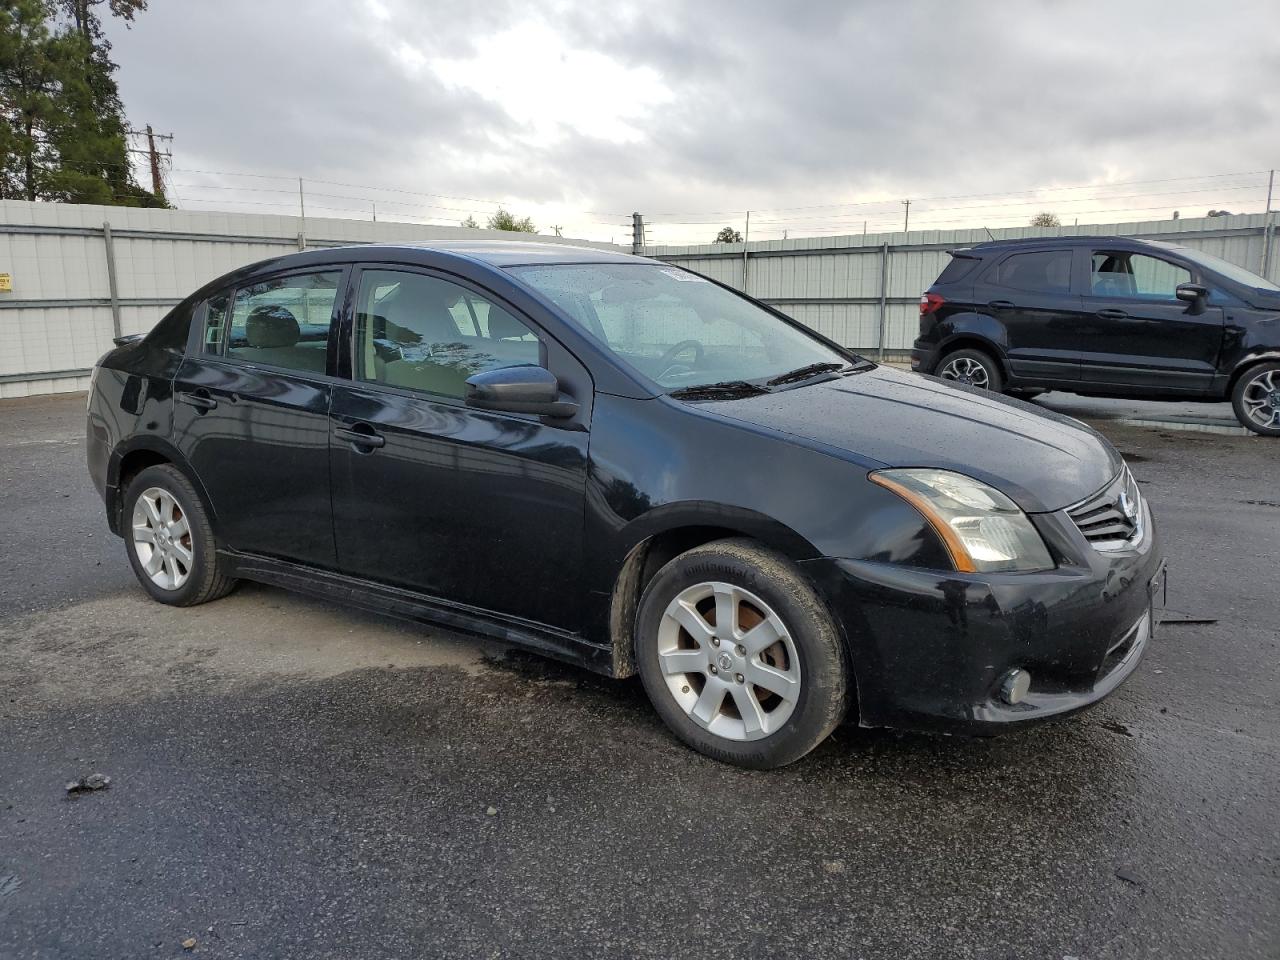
(1, 393, 1276, 959)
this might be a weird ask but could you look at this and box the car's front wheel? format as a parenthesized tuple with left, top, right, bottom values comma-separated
(635, 538, 849, 768)
(1232, 362, 1280, 436)
(123, 464, 237, 606)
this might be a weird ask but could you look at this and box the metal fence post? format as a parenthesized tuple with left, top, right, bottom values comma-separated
(102, 221, 122, 340)
(1262, 169, 1275, 281)
(742, 210, 750, 294)
(877, 242, 889, 361)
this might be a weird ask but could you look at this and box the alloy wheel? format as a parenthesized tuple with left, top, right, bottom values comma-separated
(939, 356, 991, 388)
(131, 486, 193, 590)
(656, 581, 801, 741)
(1240, 369, 1280, 430)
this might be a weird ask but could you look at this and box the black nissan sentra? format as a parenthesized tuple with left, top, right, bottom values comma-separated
(87, 241, 1164, 768)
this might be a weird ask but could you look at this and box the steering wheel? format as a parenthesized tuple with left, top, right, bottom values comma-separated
(656, 339, 705, 380)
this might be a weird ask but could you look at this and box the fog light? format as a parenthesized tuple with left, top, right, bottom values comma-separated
(998, 669, 1031, 705)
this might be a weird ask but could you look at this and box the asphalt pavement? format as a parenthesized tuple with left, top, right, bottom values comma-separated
(1, 392, 1276, 959)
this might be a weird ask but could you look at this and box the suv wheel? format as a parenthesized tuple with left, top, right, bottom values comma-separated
(634, 538, 849, 769)
(937, 348, 1003, 392)
(123, 464, 237, 606)
(1232, 362, 1280, 437)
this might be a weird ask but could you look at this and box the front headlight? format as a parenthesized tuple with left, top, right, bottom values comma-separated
(869, 468, 1054, 573)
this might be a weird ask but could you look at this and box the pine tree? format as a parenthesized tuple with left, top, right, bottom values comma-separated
(0, 0, 61, 200)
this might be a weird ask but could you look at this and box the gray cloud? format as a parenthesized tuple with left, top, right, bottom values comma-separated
(106, 0, 1280, 238)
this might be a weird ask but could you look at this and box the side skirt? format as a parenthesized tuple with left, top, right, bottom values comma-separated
(220, 551, 617, 677)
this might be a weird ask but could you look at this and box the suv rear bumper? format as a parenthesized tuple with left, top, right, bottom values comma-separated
(910, 340, 938, 374)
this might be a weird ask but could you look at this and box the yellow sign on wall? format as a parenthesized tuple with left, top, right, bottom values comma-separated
(0, 274, 10, 292)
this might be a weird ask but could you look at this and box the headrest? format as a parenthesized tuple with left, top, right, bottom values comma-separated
(246, 305, 300, 348)
(487, 309, 530, 341)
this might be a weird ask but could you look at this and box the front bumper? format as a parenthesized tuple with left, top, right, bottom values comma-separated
(803, 509, 1165, 736)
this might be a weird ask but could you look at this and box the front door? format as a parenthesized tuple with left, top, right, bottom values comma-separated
(328, 266, 590, 632)
(974, 247, 1083, 385)
(1076, 247, 1224, 392)
(172, 268, 346, 566)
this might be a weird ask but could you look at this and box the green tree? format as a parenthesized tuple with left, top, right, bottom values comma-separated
(714, 226, 742, 243)
(0, 0, 162, 205)
(460, 214, 478, 228)
(1030, 211, 1061, 227)
(486, 207, 535, 232)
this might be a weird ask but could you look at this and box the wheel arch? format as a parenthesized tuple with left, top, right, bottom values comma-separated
(604, 505, 824, 679)
(108, 437, 219, 538)
(1226, 351, 1280, 399)
(934, 334, 1010, 381)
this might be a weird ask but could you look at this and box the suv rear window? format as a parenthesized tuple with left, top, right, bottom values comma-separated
(990, 250, 1072, 294)
(935, 255, 979, 285)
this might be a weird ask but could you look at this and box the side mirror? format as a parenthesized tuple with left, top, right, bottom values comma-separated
(465, 365, 578, 418)
(1175, 282, 1209, 305)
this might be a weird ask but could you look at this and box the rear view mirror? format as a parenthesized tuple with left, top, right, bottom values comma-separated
(1175, 282, 1209, 304)
(465, 365, 579, 418)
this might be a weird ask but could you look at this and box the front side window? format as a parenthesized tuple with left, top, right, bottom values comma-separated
(1090, 252, 1190, 300)
(355, 270, 543, 399)
(221, 271, 342, 374)
(509, 263, 849, 390)
(990, 250, 1072, 294)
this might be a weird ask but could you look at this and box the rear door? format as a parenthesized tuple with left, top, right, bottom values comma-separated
(328, 265, 590, 632)
(172, 267, 347, 566)
(973, 247, 1083, 385)
(1076, 247, 1224, 392)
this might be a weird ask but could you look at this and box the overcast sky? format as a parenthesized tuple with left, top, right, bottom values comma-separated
(106, 0, 1280, 244)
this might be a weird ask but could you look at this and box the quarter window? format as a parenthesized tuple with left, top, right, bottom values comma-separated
(220, 271, 342, 374)
(1091, 252, 1190, 299)
(990, 250, 1072, 294)
(203, 291, 230, 354)
(355, 270, 543, 400)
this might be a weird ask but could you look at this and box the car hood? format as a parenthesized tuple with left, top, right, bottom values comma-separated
(700, 365, 1123, 513)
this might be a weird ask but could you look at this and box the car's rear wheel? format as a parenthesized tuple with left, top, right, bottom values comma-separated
(937, 348, 1003, 392)
(1232, 362, 1280, 436)
(123, 464, 237, 606)
(634, 538, 849, 769)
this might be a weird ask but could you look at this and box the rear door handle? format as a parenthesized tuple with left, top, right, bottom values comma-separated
(1096, 308, 1129, 320)
(334, 425, 385, 449)
(988, 300, 1015, 310)
(176, 390, 217, 410)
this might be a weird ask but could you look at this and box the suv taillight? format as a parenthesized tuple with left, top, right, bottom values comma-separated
(920, 293, 945, 317)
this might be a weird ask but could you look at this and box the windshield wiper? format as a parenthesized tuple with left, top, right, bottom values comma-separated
(668, 380, 771, 401)
(765, 362, 847, 387)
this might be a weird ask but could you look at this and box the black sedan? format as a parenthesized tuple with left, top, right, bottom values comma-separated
(87, 241, 1164, 768)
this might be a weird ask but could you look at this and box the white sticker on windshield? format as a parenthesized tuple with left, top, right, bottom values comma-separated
(660, 268, 709, 282)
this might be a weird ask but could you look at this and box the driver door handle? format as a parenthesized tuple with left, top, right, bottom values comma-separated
(334, 425, 385, 449)
(1096, 308, 1130, 320)
(988, 299, 1015, 310)
(177, 390, 217, 410)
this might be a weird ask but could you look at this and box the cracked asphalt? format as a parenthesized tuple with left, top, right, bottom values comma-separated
(1, 392, 1277, 959)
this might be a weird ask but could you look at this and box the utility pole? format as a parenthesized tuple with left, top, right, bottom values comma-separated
(371, 201, 377, 222)
(630, 212, 646, 256)
(742, 211, 750, 293)
(1263, 169, 1275, 279)
(298, 177, 307, 251)
(126, 125, 172, 196)
(551, 224, 563, 237)
(902, 199, 911, 232)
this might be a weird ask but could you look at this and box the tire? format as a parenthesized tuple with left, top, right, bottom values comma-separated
(122, 464, 237, 606)
(634, 538, 850, 769)
(1231, 362, 1280, 437)
(936, 348, 1004, 393)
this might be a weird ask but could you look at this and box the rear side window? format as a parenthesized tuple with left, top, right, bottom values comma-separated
(213, 271, 342, 375)
(1090, 252, 1190, 299)
(935, 255, 979, 285)
(990, 250, 1072, 294)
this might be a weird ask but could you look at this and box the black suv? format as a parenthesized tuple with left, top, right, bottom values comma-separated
(911, 236, 1280, 435)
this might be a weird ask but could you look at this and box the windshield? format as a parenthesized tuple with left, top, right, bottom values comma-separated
(1171, 245, 1280, 293)
(508, 263, 853, 390)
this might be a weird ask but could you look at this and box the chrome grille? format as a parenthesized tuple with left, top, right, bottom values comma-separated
(1067, 467, 1144, 551)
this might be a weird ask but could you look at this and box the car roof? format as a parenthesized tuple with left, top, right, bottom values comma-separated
(961, 235, 1184, 255)
(349, 239, 649, 267)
